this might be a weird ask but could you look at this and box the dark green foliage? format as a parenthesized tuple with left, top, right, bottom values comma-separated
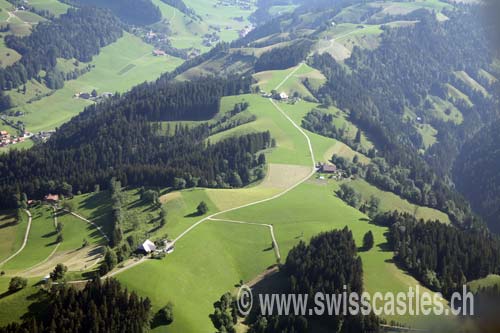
(197, 201, 208, 215)
(254, 40, 313, 72)
(210, 292, 237, 333)
(0, 279, 153, 333)
(376, 211, 500, 296)
(66, 0, 162, 25)
(0, 76, 268, 209)
(50, 263, 68, 281)
(311, 9, 495, 226)
(160, 0, 195, 16)
(8, 277, 27, 293)
(454, 118, 500, 233)
(248, 228, 379, 333)
(362, 231, 374, 251)
(155, 302, 174, 326)
(336, 184, 361, 208)
(0, 8, 123, 90)
(99, 247, 118, 275)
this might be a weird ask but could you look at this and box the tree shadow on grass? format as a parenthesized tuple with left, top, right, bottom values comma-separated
(42, 230, 57, 238)
(0, 220, 18, 229)
(184, 211, 202, 218)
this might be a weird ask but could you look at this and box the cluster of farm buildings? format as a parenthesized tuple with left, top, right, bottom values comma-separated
(139, 239, 174, 255)
(0, 130, 32, 148)
(317, 162, 350, 181)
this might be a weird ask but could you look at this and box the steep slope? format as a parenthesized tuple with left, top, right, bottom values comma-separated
(454, 118, 500, 233)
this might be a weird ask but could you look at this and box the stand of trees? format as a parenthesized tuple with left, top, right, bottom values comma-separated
(62, 0, 162, 25)
(247, 229, 380, 333)
(160, 0, 196, 17)
(0, 279, 153, 333)
(453, 117, 500, 233)
(0, 77, 269, 209)
(0, 8, 123, 90)
(254, 40, 313, 72)
(374, 211, 500, 297)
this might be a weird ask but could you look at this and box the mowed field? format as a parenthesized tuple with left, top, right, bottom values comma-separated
(0, 204, 108, 324)
(253, 63, 326, 98)
(0, 206, 58, 273)
(6, 33, 183, 132)
(0, 210, 28, 263)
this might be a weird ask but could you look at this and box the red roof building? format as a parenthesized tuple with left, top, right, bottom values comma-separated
(44, 194, 59, 202)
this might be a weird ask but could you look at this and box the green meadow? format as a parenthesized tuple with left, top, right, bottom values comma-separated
(1, 206, 57, 273)
(56, 211, 105, 252)
(0, 210, 28, 263)
(7, 33, 183, 132)
(0, 277, 42, 325)
(29, 0, 70, 16)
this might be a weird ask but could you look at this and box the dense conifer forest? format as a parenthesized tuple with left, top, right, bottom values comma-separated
(0, 76, 269, 208)
(0, 279, 153, 333)
(311, 9, 497, 226)
(453, 118, 500, 233)
(247, 229, 380, 333)
(0, 8, 123, 90)
(373, 211, 500, 297)
(62, 0, 162, 25)
(254, 40, 313, 72)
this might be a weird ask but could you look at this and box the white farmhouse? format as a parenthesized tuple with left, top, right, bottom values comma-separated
(140, 239, 157, 253)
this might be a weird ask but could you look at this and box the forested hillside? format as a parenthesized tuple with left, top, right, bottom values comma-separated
(63, 0, 162, 25)
(311, 8, 497, 226)
(454, 119, 500, 233)
(0, 7, 123, 90)
(374, 211, 500, 296)
(0, 75, 269, 208)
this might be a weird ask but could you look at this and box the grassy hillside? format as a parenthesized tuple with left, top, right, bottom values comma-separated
(113, 92, 454, 331)
(0, 210, 28, 263)
(29, 0, 70, 16)
(0, 206, 57, 273)
(6, 33, 183, 132)
(253, 63, 326, 99)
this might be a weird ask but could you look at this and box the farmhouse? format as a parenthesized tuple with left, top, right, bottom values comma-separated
(277, 92, 289, 100)
(139, 239, 157, 253)
(321, 164, 337, 173)
(152, 49, 166, 56)
(44, 194, 59, 203)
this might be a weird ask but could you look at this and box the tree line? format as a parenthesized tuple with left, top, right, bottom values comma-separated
(0, 7, 123, 91)
(254, 39, 313, 72)
(0, 279, 153, 333)
(246, 229, 380, 333)
(0, 77, 270, 209)
(61, 0, 162, 26)
(373, 211, 500, 297)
